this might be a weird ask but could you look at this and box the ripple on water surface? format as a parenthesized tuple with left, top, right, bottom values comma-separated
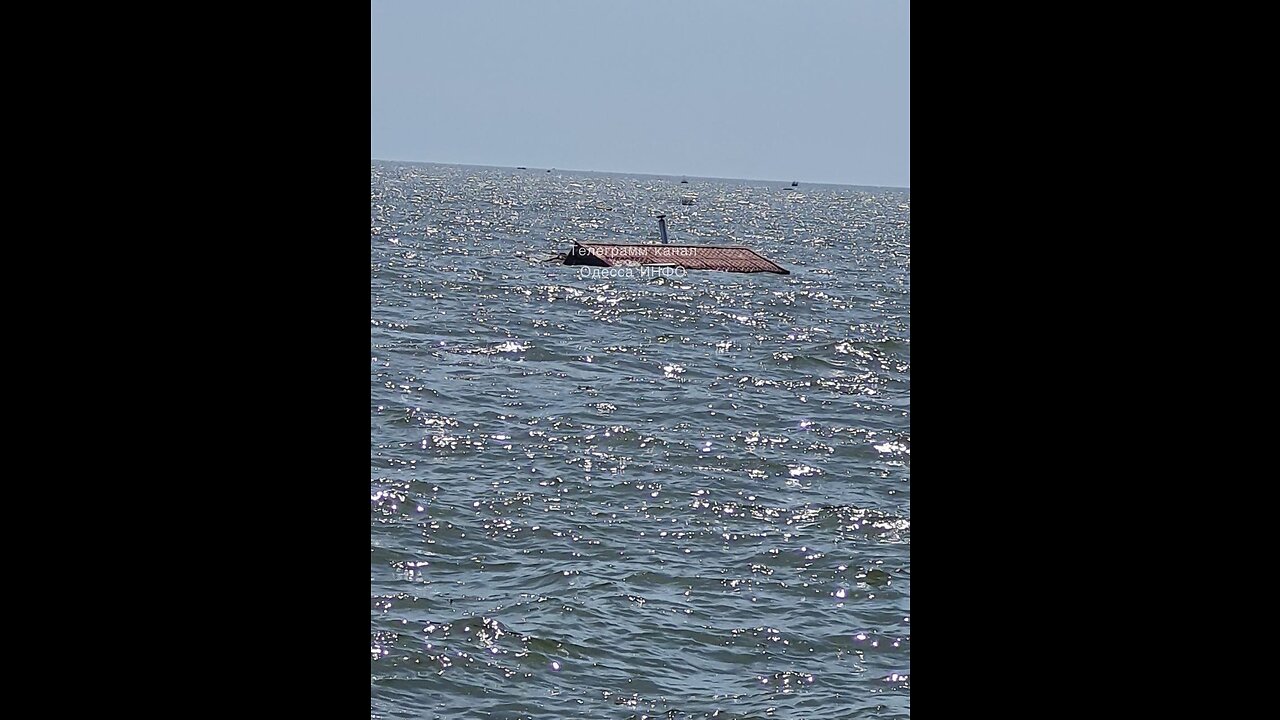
(372, 162, 909, 719)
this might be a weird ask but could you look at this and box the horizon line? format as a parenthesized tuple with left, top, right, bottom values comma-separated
(370, 157, 910, 191)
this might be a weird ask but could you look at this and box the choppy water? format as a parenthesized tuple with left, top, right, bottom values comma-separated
(371, 161, 910, 719)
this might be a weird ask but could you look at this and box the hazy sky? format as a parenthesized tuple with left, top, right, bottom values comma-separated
(371, 1, 909, 188)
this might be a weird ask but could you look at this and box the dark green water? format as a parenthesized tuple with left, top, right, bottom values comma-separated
(372, 161, 910, 718)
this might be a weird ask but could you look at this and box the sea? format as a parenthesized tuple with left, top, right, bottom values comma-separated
(371, 160, 910, 719)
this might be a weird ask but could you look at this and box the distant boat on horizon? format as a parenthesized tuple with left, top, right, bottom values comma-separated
(680, 177, 689, 184)
(791, 181, 799, 187)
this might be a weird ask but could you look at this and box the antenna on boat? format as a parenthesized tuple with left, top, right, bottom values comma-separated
(656, 214, 669, 244)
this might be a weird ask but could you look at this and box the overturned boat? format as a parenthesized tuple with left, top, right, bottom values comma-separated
(563, 215, 789, 275)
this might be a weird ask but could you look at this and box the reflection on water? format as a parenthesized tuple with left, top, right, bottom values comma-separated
(372, 161, 909, 719)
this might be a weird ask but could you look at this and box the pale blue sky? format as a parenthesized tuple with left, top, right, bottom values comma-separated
(371, 0, 909, 188)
